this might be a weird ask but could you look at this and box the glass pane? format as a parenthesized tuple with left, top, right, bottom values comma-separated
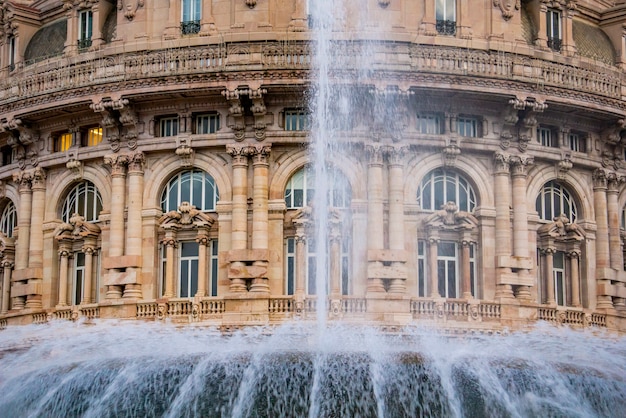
(308, 257, 317, 295)
(554, 251, 564, 269)
(422, 183, 431, 209)
(168, 182, 178, 211)
(287, 258, 294, 295)
(182, 242, 199, 257)
(448, 260, 456, 298)
(418, 260, 425, 297)
(438, 242, 456, 257)
(438, 260, 445, 297)
(181, 262, 189, 297)
(192, 176, 203, 208)
(434, 180, 444, 210)
(190, 260, 198, 296)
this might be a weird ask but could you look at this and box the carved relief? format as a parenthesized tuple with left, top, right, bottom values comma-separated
(118, 0, 145, 21)
(493, 0, 520, 21)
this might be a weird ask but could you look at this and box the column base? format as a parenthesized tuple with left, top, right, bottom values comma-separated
(249, 278, 270, 293)
(514, 285, 532, 301)
(495, 284, 514, 299)
(25, 295, 42, 309)
(229, 278, 247, 293)
(12, 296, 25, 310)
(106, 285, 123, 299)
(388, 278, 406, 294)
(123, 284, 142, 299)
(597, 296, 614, 309)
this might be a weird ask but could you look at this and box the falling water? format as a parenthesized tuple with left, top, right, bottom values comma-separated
(0, 321, 625, 417)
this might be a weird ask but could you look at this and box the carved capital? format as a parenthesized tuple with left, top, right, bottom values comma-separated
(104, 154, 130, 176)
(592, 168, 608, 190)
(366, 145, 384, 166)
(13, 171, 32, 193)
(510, 155, 534, 177)
(494, 152, 510, 174)
(251, 145, 271, 165)
(30, 167, 46, 190)
(128, 152, 145, 173)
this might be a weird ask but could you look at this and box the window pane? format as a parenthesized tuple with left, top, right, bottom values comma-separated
(182, 241, 199, 257)
(181, 262, 189, 297)
(448, 260, 456, 298)
(438, 242, 456, 257)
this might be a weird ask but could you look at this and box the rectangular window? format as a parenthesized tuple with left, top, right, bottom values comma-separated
(437, 241, 458, 298)
(1, 146, 13, 166)
(553, 251, 566, 306)
(417, 114, 442, 134)
(469, 243, 477, 298)
(568, 133, 584, 152)
(436, 0, 456, 35)
(537, 127, 554, 147)
(341, 237, 350, 296)
(417, 240, 427, 297)
(285, 238, 296, 295)
(56, 132, 74, 152)
(83, 127, 103, 147)
(78, 10, 93, 49)
(546, 9, 562, 52)
(285, 109, 310, 131)
(196, 113, 220, 134)
(457, 117, 478, 137)
(307, 238, 317, 295)
(160, 117, 179, 137)
(73, 252, 86, 305)
(180, 241, 199, 297)
(181, 0, 201, 34)
(8, 36, 16, 71)
(210, 239, 219, 297)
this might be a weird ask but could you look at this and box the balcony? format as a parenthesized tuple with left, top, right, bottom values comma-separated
(547, 37, 562, 52)
(78, 38, 92, 51)
(181, 20, 201, 35)
(436, 19, 456, 36)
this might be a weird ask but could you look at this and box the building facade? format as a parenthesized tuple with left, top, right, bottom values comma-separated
(0, 0, 626, 332)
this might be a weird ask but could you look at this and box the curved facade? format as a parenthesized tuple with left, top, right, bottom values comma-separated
(1, 0, 626, 332)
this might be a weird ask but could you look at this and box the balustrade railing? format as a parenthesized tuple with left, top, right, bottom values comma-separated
(269, 298, 294, 314)
(137, 302, 158, 319)
(200, 298, 225, 315)
(538, 307, 606, 328)
(0, 42, 621, 107)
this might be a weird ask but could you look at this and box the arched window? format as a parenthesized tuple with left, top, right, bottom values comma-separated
(62, 181, 103, 223)
(161, 170, 219, 212)
(0, 201, 17, 238)
(284, 166, 351, 209)
(535, 180, 577, 222)
(417, 169, 476, 212)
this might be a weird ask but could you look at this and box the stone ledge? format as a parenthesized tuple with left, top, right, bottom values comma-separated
(103, 255, 142, 269)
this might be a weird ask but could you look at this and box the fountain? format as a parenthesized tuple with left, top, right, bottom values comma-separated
(1, 1, 626, 417)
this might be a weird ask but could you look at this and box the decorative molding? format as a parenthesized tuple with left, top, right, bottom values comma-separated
(118, 0, 145, 21)
(245, 0, 257, 8)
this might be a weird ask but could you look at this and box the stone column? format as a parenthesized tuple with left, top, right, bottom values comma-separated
(510, 156, 533, 300)
(461, 240, 472, 299)
(607, 175, 622, 270)
(124, 152, 144, 299)
(593, 169, 613, 309)
(429, 237, 439, 297)
(388, 147, 406, 294)
(544, 248, 555, 305)
(90, 3, 103, 49)
(24, 168, 46, 309)
(329, 220, 341, 298)
(63, 3, 78, 56)
(366, 145, 385, 293)
(162, 232, 178, 298)
(569, 250, 581, 308)
(250, 146, 271, 294)
(14, 173, 31, 271)
(537, 1, 549, 48)
(227, 145, 249, 292)
(493, 152, 513, 298)
(57, 245, 71, 306)
(195, 230, 209, 297)
(295, 226, 307, 298)
(82, 244, 96, 304)
(1, 260, 13, 313)
(104, 154, 128, 299)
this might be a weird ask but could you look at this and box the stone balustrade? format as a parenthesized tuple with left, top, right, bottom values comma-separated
(0, 297, 610, 330)
(0, 43, 622, 111)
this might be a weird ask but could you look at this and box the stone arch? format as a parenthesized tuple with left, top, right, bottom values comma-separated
(269, 149, 365, 202)
(145, 152, 231, 210)
(45, 166, 111, 222)
(404, 154, 493, 209)
(526, 165, 593, 222)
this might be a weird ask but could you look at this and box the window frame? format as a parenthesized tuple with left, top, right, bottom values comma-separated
(55, 132, 75, 152)
(181, 0, 201, 34)
(195, 112, 220, 134)
(435, 0, 456, 35)
(284, 166, 351, 209)
(535, 180, 578, 223)
(284, 109, 310, 132)
(457, 117, 478, 138)
(61, 181, 103, 223)
(159, 116, 179, 137)
(416, 113, 442, 135)
(417, 169, 476, 212)
(82, 126, 103, 147)
(78, 9, 93, 49)
(160, 169, 219, 213)
(537, 126, 555, 147)
(0, 201, 17, 238)
(546, 8, 562, 52)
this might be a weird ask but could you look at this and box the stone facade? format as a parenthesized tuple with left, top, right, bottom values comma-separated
(0, 0, 625, 332)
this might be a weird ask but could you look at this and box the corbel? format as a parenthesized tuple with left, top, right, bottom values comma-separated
(249, 88, 268, 141)
(222, 89, 246, 141)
